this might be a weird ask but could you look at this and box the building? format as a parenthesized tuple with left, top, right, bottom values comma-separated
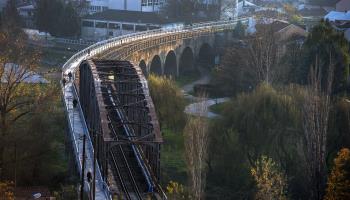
(81, 9, 164, 40)
(86, 0, 219, 13)
(336, 0, 350, 12)
(255, 20, 307, 55)
(17, 4, 35, 28)
(325, 11, 350, 29)
(86, 0, 165, 13)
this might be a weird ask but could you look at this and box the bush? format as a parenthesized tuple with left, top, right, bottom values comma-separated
(148, 74, 186, 131)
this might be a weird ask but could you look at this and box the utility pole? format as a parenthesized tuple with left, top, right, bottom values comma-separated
(14, 142, 17, 189)
(92, 131, 97, 200)
(80, 134, 86, 200)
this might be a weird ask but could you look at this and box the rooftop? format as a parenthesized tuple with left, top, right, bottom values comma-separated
(83, 9, 165, 24)
(325, 11, 350, 21)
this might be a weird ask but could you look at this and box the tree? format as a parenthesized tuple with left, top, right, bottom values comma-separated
(166, 181, 189, 200)
(35, 0, 80, 37)
(301, 56, 334, 200)
(212, 46, 253, 96)
(184, 97, 209, 200)
(324, 148, 350, 200)
(0, 181, 14, 200)
(301, 21, 349, 94)
(1, 0, 21, 29)
(0, 28, 42, 179)
(251, 156, 288, 200)
(247, 24, 280, 84)
(232, 21, 246, 39)
(148, 74, 186, 131)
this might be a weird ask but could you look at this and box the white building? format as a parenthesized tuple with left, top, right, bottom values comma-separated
(87, 0, 165, 13)
(87, 0, 219, 13)
(81, 9, 163, 40)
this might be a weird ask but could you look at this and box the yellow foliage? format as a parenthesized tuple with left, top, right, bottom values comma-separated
(324, 148, 350, 200)
(166, 181, 188, 200)
(148, 74, 186, 130)
(0, 181, 14, 200)
(251, 156, 288, 200)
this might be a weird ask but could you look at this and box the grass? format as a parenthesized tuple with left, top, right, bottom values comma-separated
(160, 128, 188, 186)
(175, 71, 201, 88)
(209, 101, 230, 115)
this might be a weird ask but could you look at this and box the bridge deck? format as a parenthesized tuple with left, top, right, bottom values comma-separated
(63, 81, 110, 200)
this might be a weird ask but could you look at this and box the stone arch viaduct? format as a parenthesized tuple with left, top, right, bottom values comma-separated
(61, 18, 248, 200)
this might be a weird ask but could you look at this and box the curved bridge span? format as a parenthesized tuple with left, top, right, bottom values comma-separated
(61, 18, 248, 200)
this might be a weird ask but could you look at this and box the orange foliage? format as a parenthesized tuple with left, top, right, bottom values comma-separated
(324, 148, 350, 200)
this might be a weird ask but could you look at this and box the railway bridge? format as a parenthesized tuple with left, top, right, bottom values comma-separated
(61, 18, 248, 200)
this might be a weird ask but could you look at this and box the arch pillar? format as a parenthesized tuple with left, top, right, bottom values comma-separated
(159, 52, 166, 75)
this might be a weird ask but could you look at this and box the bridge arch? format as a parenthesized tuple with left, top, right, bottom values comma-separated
(197, 43, 215, 69)
(149, 55, 162, 75)
(164, 50, 177, 77)
(139, 60, 147, 76)
(179, 47, 195, 76)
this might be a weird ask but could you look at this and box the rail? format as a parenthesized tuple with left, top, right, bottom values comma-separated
(61, 18, 249, 200)
(62, 17, 249, 76)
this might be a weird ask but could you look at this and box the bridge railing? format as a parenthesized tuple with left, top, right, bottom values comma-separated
(62, 17, 249, 76)
(61, 18, 249, 200)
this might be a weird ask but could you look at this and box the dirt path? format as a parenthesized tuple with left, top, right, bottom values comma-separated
(181, 68, 229, 118)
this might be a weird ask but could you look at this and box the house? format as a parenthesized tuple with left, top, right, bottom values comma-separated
(81, 9, 164, 41)
(255, 20, 307, 55)
(324, 11, 350, 29)
(336, 0, 350, 12)
(17, 4, 35, 28)
(324, 10, 350, 41)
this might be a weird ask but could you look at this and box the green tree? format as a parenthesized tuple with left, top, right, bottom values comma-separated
(324, 148, 350, 200)
(300, 21, 350, 94)
(1, 0, 21, 29)
(220, 83, 301, 166)
(36, 0, 80, 37)
(232, 21, 246, 39)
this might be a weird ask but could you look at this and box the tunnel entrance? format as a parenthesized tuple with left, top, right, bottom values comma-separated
(139, 60, 147, 76)
(149, 55, 162, 75)
(164, 51, 177, 77)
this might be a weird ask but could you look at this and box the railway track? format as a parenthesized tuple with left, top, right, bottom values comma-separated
(104, 75, 150, 200)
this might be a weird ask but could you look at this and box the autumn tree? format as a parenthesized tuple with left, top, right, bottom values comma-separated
(0, 181, 14, 200)
(251, 156, 288, 200)
(166, 181, 189, 200)
(184, 97, 209, 200)
(324, 148, 350, 200)
(0, 27, 44, 179)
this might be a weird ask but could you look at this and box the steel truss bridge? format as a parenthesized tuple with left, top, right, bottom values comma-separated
(61, 18, 248, 200)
